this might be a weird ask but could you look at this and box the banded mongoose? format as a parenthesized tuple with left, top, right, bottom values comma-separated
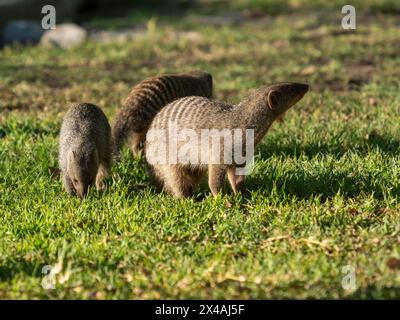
(59, 103, 112, 198)
(144, 82, 309, 198)
(111, 71, 213, 158)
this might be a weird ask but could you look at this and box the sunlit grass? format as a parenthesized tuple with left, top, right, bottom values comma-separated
(0, 3, 399, 299)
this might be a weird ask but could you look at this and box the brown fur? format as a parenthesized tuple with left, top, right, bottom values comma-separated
(144, 83, 309, 198)
(111, 71, 213, 159)
(59, 103, 112, 198)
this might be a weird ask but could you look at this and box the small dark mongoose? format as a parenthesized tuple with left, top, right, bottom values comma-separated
(111, 71, 213, 158)
(145, 82, 309, 198)
(59, 103, 112, 198)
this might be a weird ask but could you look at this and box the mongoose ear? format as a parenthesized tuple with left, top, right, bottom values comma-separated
(267, 90, 281, 110)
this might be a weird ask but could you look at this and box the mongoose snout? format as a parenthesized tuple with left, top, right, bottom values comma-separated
(59, 103, 112, 199)
(66, 148, 98, 198)
(288, 83, 309, 105)
(266, 83, 309, 114)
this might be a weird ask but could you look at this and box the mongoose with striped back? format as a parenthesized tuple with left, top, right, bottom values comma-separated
(111, 71, 213, 158)
(145, 82, 309, 198)
(59, 103, 112, 198)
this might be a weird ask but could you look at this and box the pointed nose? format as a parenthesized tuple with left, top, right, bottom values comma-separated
(76, 185, 87, 199)
(76, 190, 85, 199)
(296, 83, 309, 93)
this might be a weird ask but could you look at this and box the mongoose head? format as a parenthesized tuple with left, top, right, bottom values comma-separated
(265, 82, 309, 116)
(67, 148, 99, 198)
(186, 71, 213, 98)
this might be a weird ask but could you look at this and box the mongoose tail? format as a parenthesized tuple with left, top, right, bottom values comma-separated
(145, 82, 309, 199)
(59, 103, 112, 198)
(111, 71, 213, 160)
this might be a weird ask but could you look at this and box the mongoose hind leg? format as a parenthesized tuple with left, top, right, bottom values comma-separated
(208, 164, 227, 197)
(227, 167, 246, 195)
(164, 165, 195, 199)
(130, 132, 145, 157)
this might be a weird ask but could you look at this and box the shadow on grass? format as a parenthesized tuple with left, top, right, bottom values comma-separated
(346, 284, 400, 299)
(0, 260, 42, 281)
(113, 131, 400, 201)
(130, 166, 398, 203)
(0, 64, 72, 88)
(234, 132, 400, 200)
(246, 167, 399, 201)
(121, 152, 399, 202)
(0, 64, 141, 91)
(257, 133, 400, 158)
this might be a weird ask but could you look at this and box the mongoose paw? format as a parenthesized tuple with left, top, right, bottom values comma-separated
(96, 179, 106, 191)
(224, 199, 233, 208)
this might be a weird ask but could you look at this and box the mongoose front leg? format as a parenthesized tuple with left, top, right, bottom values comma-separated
(208, 164, 226, 197)
(164, 166, 194, 199)
(63, 175, 76, 196)
(236, 174, 246, 194)
(130, 132, 145, 157)
(95, 163, 109, 191)
(227, 167, 246, 195)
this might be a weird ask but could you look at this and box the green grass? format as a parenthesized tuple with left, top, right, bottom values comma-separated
(0, 3, 399, 299)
